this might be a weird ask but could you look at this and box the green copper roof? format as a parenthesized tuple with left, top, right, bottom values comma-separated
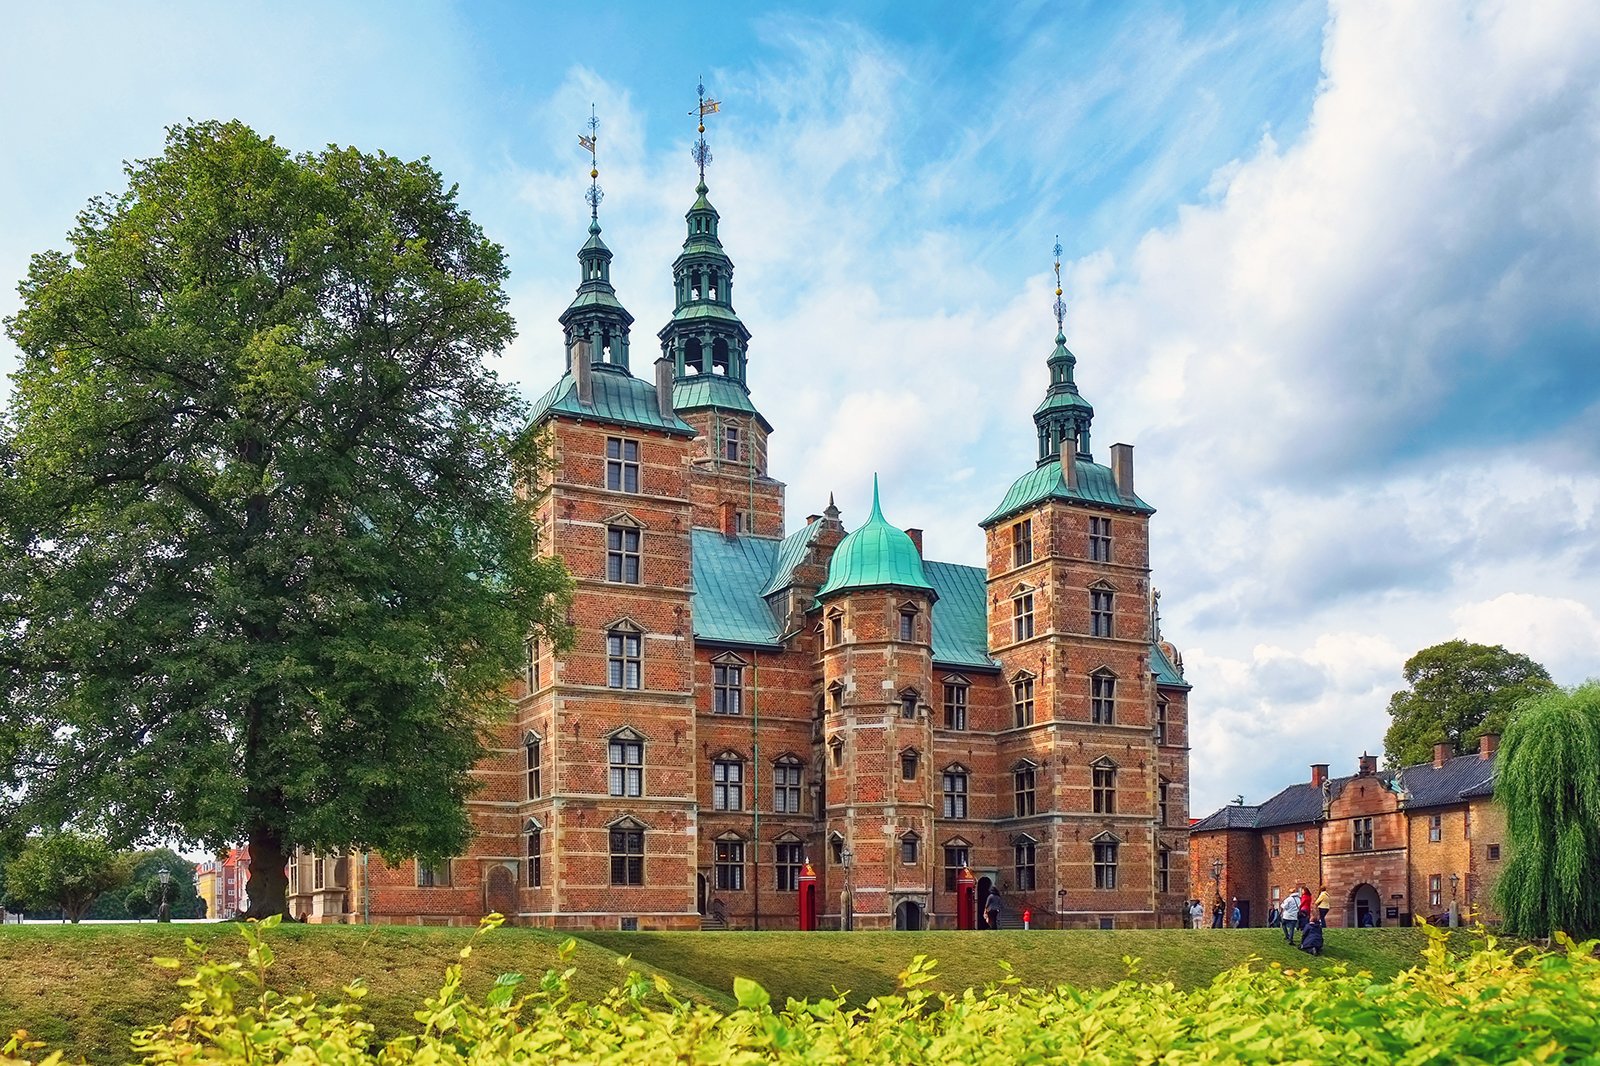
(817, 478, 937, 601)
(1035, 389, 1094, 416)
(923, 561, 998, 669)
(672, 374, 768, 421)
(668, 301, 746, 325)
(1150, 643, 1190, 689)
(564, 288, 630, 314)
(759, 519, 819, 596)
(981, 457, 1154, 527)
(529, 368, 696, 437)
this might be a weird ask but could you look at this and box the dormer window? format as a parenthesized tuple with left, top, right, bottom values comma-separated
(828, 610, 844, 646)
(900, 748, 919, 780)
(899, 690, 919, 720)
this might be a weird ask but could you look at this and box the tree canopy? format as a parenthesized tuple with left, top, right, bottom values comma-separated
(1494, 682, 1600, 939)
(3, 831, 132, 922)
(1382, 640, 1553, 767)
(0, 120, 572, 917)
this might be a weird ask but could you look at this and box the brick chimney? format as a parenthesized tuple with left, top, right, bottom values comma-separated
(1310, 763, 1329, 788)
(904, 528, 923, 556)
(1110, 443, 1135, 500)
(1479, 733, 1499, 760)
(1064, 433, 1080, 489)
(719, 501, 737, 538)
(654, 357, 675, 420)
(1358, 752, 1378, 776)
(572, 339, 594, 407)
(1433, 742, 1451, 768)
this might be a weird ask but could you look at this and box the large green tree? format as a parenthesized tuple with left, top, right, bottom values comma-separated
(3, 831, 132, 922)
(1382, 640, 1553, 767)
(1494, 682, 1600, 939)
(0, 120, 571, 918)
(85, 847, 204, 920)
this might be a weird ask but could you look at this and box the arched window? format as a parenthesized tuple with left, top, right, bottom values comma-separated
(712, 337, 730, 374)
(685, 337, 704, 374)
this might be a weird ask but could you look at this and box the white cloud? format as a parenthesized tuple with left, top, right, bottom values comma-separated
(1453, 594, 1600, 686)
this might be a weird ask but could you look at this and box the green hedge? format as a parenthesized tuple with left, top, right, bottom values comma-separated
(7, 917, 1598, 1064)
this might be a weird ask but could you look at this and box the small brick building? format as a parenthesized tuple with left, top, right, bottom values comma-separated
(1190, 736, 1504, 928)
(288, 169, 1194, 930)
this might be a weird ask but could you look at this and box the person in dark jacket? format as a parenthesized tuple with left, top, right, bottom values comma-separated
(1300, 917, 1325, 956)
(1212, 900, 1224, 928)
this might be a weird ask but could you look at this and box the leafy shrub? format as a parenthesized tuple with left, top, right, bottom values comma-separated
(5, 916, 1599, 1064)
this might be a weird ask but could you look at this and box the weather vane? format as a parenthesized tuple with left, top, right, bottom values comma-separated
(578, 104, 602, 220)
(691, 78, 721, 185)
(1052, 235, 1066, 334)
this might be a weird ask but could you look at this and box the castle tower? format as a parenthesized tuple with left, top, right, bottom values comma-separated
(816, 480, 938, 929)
(976, 240, 1189, 927)
(658, 85, 784, 538)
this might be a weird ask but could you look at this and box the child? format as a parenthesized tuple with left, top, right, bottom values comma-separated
(1300, 916, 1325, 956)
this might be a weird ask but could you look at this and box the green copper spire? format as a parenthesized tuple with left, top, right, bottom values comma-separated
(817, 476, 937, 601)
(1033, 236, 1093, 464)
(560, 107, 634, 373)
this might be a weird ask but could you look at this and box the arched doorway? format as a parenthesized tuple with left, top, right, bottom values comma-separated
(1350, 883, 1382, 928)
(976, 876, 994, 929)
(894, 900, 923, 930)
(484, 864, 516, 918)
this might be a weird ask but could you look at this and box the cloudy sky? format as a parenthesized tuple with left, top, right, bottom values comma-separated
(3, 1, 1597, 814)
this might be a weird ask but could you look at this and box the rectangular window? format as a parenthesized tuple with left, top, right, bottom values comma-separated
(943, 682, 968, 730)
(605, 437, 640, 493)
(1013, 678, 1035, 728)
(1429, 874, 1442, 908)
(1090, 589, 1114, 638)
(714, 840, 745, 890)
(1013, 593, 1035, 642)
(1429, 814, 1442, 842)
(1271, 833, 1281, 858)
(1012, 519, 1033, 567)
(942, 770, 968, 819)
(1091, 673, 1116, 724)
(1155, 699, 1168, 745)
(1354, 817, 1374, 851)
(1158, 780, 1169, 826)
(608, 738, 643, 797)
(1093, 763, 1116, 814)
(943, 845, 970, 891)
(723, 425, 741, 461)
(900, 750, 919, 780)
(527, 830, 542, 888)
(313, 856, 325, 890)
(900, 691, 919, 720)
(712, 759, 744, 811)
(899, 610, 916, 642)
(417, 859, 452, 888)
(606, 526, 641, 584)
(1094, 840, 1118, 890)
(829, 613, 844, 645)
(1295, 830, 1306, 855)
(609, 829, 644, 886)
(830, 837, 844, 864)
(607, 630, 642, 690)
(1015, 839, 1037, 890)
(775, 842, 803, 891)
(1014, 766, 1037, 817)
(1089, 516, 1111, 562)
(524, 639, 539, 691)
(1488, 843, 1501, 861)
(830, 738, 843, 767)
(901, 836, 919, 864)
(773, 761, 803, 814)
(526, 738, 542, 799)
(1158, 849, 1171, 894)
(713, 663, 743, 715)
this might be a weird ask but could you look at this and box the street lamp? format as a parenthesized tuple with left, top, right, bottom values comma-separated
(1449, 873, 1460, 928)
(157, 868, 172, 923)
(840, 847, 854, 932)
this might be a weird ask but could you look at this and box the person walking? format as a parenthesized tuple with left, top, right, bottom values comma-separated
(1189, 899, 1204, 929)
(1297, 885, 1311, 933)
(984, 889, 1002, 930)
(1230, 899, 1242, 929)
(1279, 888, 1301, 945)
(1315, 885, 1330, 925)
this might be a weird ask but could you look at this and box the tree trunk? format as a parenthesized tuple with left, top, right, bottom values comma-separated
(241, 822, 291, 920)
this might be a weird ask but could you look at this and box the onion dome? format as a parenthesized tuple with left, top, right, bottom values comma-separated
(817, 477, 937, 601)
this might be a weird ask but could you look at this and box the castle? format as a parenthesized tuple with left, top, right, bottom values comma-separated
(284, 120, 1194, 930)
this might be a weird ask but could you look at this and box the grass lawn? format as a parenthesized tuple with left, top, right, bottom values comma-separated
(578, 926, 1436, 1005)
(0, 922, 730, 1064)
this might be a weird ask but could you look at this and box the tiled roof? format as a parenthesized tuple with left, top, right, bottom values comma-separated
(1395, 753, 1499, 808)
(529, 367, 697, 437)
(690, 531, 785, 648)
(981, 457, 1155, 527)
(1191, 805, 1262, 832)
(1254, 782, 1329, 828)
(1151, 643, 1190, 689)
(922, 561, 1000, 671)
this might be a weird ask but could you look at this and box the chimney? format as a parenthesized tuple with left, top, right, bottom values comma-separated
(1479, 733, 1499, 761)
(904, 528, 923, 556)
(805, 513, 822, 525)
(1310, 763, 1329, 788)
(1433, 742, 1451, 769)
(719, 500, 737, 538)
(572, 339, 594, 407)
(1064, 433, 1079, 489)
(1358, 752, 1378, 776)
(654, 357, 675, 420)
(1110, 443, 1135, 500)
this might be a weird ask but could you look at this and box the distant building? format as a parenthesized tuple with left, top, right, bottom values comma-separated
(194, 847, 250, 919)
(1190, 736, 1503, 928)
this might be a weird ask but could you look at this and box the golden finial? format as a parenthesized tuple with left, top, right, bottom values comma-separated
(1052, 235, 1066, 335)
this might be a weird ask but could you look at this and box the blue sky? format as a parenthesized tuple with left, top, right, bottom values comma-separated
(3, 1, 1598, 815)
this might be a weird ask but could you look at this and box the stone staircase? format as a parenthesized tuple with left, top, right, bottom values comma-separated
(700, 913, 728, 931)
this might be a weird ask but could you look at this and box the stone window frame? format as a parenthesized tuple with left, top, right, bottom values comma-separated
(897, 601, 921, 642)
(829, 831, 845, 864)
(524, 817, 543, 888)
(604, 512, 644, 585)
(1089, 515, 1112, 562)
(899, 746, 921, 782)
(711, 651, 746, 716)
(827, 608, 845, 647)
(713, 833, 746, 891)
(1091, 757, 1117, 815)
(608, 816, 647, 886)
(772, 754, 804, 815)
(1013, 759, 1038, 818)
(1487, 843, 1501, 861)
(604, 435, 640, 493)
(1157, 777, 1170, 826)
(1157, 846, 1171, 894)
(941, 763, 970, 819)
(605, 619, 644, 690)
(1089, 581, 1115, 638)
(607, 726, 646, 798)
(900, 831, 920, 866)
(1012, 518, 1033, 568)
(416, 857, 453, 888)
(828, 733, 844, 768)
(942, 674, 970, 731)
(1011, 585, 1036, 642)
(898, 687, 921, 720)
(1090, 668, 1117, 725)
(712, 751, 746, 812)
(1014, 833, 1038, 891)
(722, 424, 741, 462)
(524, 729, 543, 800)
(1353, 816, 1375, 851)
(1155, 697, 1169, 745)
(1012, 671, 1036, 728)
(774, 835, 805, 891)
(942, 838, 972, 892)
(1092, 832, 1120, 890)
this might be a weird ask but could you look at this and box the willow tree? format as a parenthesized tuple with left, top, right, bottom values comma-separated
(1494, 682, 1600, 938)
(1, 121, 572, 917)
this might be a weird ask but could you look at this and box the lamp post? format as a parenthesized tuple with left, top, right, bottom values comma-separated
(157, 868, 172, 923)
(841, 847, 854, 932)
(1449, 873, 1460, 928)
